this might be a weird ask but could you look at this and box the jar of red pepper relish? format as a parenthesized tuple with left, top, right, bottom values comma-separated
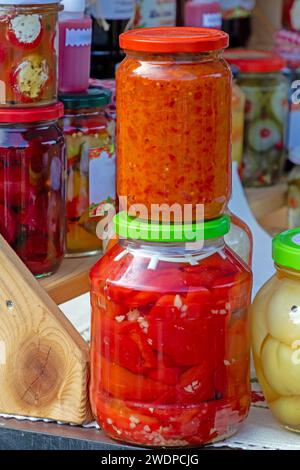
(60, 88, 115, 257)
(0, 103, 65, 277)
(90, 212, 252, 447)
(0, 1, 62, 107)
(117, 27, 232, 222)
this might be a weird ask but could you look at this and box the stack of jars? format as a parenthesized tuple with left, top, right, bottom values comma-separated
(58, 2, 116, 258)
(0, 0, 66, 277)
(90, 28, 253, 447)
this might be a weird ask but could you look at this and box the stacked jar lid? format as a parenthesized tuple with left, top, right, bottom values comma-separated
(0, 0, 65, 277)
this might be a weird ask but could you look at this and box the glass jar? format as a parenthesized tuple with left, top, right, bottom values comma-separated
(225, 212, 252, 266)
(60, 88, 116, 257)
(231, 68, 245, 168)
(117, 28, 232, 222)
(0, 103, 65, 277)
(226, 50, 289, 187)
(251, 228, 300, 432)
(0, 1, 62, 107)
(282, 0, 300, 31)
(220, 0, 255, 48)
(90, 213, 253, 447)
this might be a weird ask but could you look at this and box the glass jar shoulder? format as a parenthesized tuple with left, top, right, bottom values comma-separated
(0, 121, 64, 148)
(117, 53, 232, 83)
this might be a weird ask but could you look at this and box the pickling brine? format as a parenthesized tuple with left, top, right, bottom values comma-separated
(117, 27, 231, 221)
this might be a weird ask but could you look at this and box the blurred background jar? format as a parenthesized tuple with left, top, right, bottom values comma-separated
(283, 0, 300, 31)
(231, 66, 246, 170)
(60, 88, 115, 257)
(134, 0, 177, 27)
(184, 0, 222, 28)
(0, 103, 65, 277)
(0, 0, 62, 107)
(226, 50, 289, 187)
(220, 0, 255, 48)
(89, 0, 135, 79)
(251, 228, 300, 432)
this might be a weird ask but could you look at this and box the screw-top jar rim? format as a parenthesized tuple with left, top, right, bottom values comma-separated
(273, 228, 300, 271)
(120, 27, 229, 54)
(114, 212, 231, 243)
(0, 102, 64, 123)
(225, 49, 287, 73)
(59, 88, 112, 110)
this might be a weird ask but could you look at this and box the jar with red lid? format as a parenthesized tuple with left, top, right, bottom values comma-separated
(0, 0, 62, 107)
(225, 50, 289, 187)
(90, 212, 253, 447)
(117, 27, 232, 222)
(60, 88, 115, 257)
(0, 103, 65, 277)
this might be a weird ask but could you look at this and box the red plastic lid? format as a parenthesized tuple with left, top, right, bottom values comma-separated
(120, 27, 229, 53)
(0, 102, 64, 123)
(225, 49, 287, 73)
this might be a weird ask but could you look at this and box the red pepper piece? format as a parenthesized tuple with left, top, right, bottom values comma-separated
(99, 356, 170, 402)
(146, 365, 181, 386)
(0, 166, 32, 208)
(177, 362, 215, 403)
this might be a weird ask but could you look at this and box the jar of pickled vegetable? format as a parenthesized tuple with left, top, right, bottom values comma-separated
(117, 27, 231, 222)
(251, 228, 300, 432)
(225, 212, 253, 266)
(90, 212, 253, 447)
(0, 103, 65, 277)
(225, 50, 289, 187)
(231, 67, 245, 168)
(60, 88, 115, 257)
(0, 0, 62, 107)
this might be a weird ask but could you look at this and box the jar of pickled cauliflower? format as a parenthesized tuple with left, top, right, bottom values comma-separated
(0, 1, 62, 107)
(251, 228, 300, 432)
(60, 88, 115, 257)
(226, 50, 289, 187)
(0, 103, 65, 277)
(90, 213, 252, 447)
(117, 27, 231, 222)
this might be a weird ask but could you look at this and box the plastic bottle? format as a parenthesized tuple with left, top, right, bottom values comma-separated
(59, 0, 92, 92)
(185, 0, 222, 29)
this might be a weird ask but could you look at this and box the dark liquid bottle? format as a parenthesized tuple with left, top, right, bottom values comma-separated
(222, 15, 252, 48)
(90, 0, 135, 79)
(91, 17, 130, 79)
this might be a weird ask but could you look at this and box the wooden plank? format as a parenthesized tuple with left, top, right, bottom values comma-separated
(40, 255, 101, 305)
(0, 234, 91, 425)
(246, 181, 288, 221)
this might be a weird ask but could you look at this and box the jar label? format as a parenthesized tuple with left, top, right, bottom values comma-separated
(65, 28, 92, 47)
(93, 0, 135, 20)
(89, 145, 116, 218)
(203, 12, 222, 28)
(135, 0, 176, 27)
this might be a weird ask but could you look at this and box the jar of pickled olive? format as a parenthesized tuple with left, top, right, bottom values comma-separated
(0, 103, 65, 277)
(0, 1, 62, 107)
(225, 212, 253, 267)
(225, 50, 289, 187)
(90, 213, 253, 447)
(60, 88, 115, 257)
(231, 67, 245, 169)
(251, 228, 300, 432)
(117, 27, 232, 222)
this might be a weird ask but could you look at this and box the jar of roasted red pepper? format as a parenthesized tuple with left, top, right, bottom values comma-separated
(0, 103, 65, 277)
(0, 0, 62, 107)
(117, 27, 232, 222)
(90, 212, 252, 447)
(60, 88, 115, 257)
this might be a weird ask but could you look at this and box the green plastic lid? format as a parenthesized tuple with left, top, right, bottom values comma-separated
(113, 212, 230, 243)
(273, 228, 300, 271)
(59, 87, 111, 110)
